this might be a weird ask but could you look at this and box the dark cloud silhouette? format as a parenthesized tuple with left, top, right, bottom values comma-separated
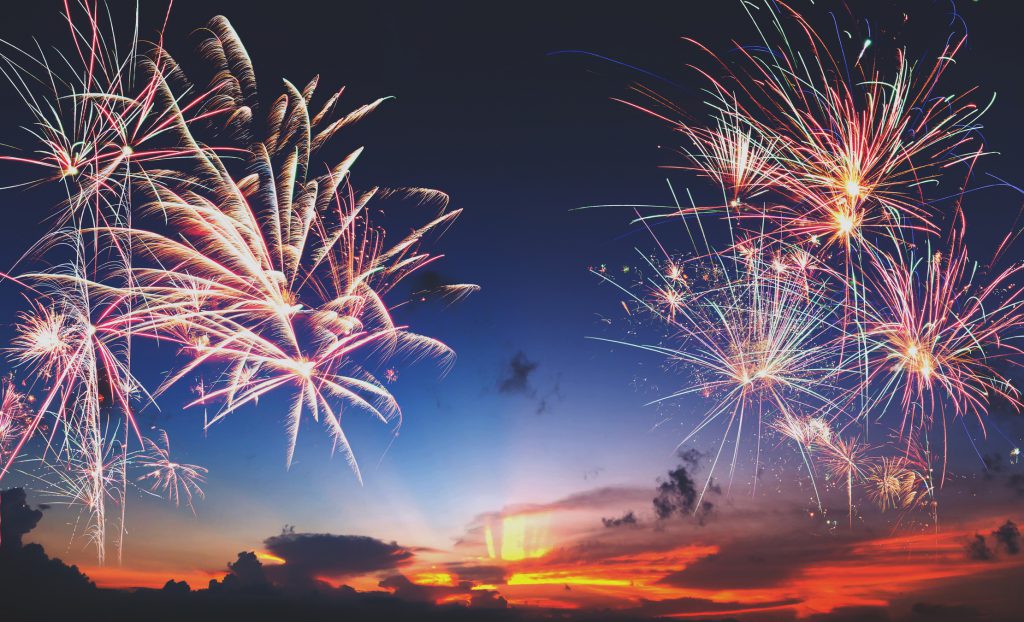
(677, 448, 705, 469)
(992, 520, 1020, 555)
(228, 551, 270, 588)
(162, 579, 192, 594)
(965, 534, 993, 561)
(264, 531, 413, 587)
(0, 488, 95, 608)
(533, 374, 563, 415)
(445, 563, 507, 585)
(469, 589, 509, 610)
(658, 531, 840, 590)
(653, 456, 719, 525)
(205, 551, 274, 594)
(494, 352, 563, 414)
(378, 574, 508, 610)
(380, 573, 467, 602)
(0, 487, 42, 550)
(964, 521, 1021, 561)
(982, 452, 1005, 477)
(411, 270, 449, 295)
(497, 351, 538, 395)
(602, 510, 638, 528)
(620, 595, 801, 618)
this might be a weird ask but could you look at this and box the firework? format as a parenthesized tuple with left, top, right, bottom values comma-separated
(859, 215, 1024, 473)
(0, 379, 29, 461)
(596, 0, 1022, 525)
(593, 226, 846, 510)
(96, 18, 472, 479)
(866, 457, 919, 511)
(138, 429, 207, 513)
(2, 263, 145, 563)
(0, 1, 235, 231)
(0, 4, 468, 564)
(820, 436, 871, 527)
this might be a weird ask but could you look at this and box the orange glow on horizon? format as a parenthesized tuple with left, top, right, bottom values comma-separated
(412, 571, 456, 586)
(82, 565, 226, 590)
(74, 513, 1022, 622)
(508, 572, 632, 587)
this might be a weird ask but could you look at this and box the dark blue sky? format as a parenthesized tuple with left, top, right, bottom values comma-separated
(1, 0, 1023, 575)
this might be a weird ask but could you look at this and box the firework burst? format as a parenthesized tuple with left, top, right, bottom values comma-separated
(596, 0, 1022, 525)
(138, 429, 207, 513)
(0, 4, 467, 564)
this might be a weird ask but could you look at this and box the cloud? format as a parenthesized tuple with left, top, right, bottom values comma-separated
(378, 574, 508, 609)
(494, 351, 563, 414)
(444, 563, 507, 585)
(658, 531, 841, 590)
(497, 351, 538, 395)
(992, 520, 1020, 555)
(653, 453, 719, 524)
(0, 487, 95, 609)
(468, 589, 509, 609)
(621, 595, 801, 618)
(229, 552, 270, 587)
(0, 488, 43, 550)
(263, 532, 414, 587)
(533, 374, 563, 415)
(602, 511, 638, 528)
(965, 521, 1020, 561)
(1009, 474, 1024, 496)
(966, 534, 994, 561)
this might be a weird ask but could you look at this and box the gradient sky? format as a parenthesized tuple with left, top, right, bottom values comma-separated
(1, 1, 1024, 619)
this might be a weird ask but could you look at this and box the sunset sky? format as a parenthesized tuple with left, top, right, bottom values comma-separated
(1, 1, 1024, 620)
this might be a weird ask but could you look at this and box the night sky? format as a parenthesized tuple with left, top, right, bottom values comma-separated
(1, 1, 1023, 620)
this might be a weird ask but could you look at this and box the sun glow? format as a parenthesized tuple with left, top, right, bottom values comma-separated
(484, 513, 551, 561)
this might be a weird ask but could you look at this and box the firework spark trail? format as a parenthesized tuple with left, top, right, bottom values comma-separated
(0, 379, 30, 461)
(820, 435, 871, 527)
(18, 420, 135, 566)
(772, 413, 834, 512)
(2, 258, 151, 563)
(138, 429, 207, 513)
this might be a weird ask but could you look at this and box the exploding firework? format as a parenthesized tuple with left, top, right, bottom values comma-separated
(0, 4, 468, 564)
(593, 227, 846, 509)
(138, 429, 207, 513)
(865, 456, 919, 511)
(0, 379, 30, 461)
(595, 0, 1022, 525)
(96, 17, 473, 480)
(859, 217, 1024, 460)
(820, 435, 871, 527)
